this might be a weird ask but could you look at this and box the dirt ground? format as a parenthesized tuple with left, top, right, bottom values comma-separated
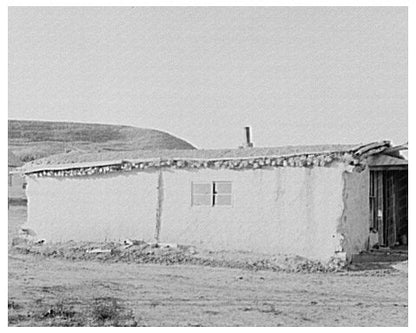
(8, 206, 408, 326)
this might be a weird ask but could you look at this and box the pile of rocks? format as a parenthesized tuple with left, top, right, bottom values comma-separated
(28, 151, 363, 179)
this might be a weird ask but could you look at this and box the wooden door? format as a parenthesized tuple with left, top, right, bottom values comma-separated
(375, 172, 384, 245)
(384, 172, 396, 247)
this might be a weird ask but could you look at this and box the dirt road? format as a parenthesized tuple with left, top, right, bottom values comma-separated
(8, 206, 408, 326)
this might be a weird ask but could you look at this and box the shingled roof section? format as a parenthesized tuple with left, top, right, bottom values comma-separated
(21, 141, 391, 177)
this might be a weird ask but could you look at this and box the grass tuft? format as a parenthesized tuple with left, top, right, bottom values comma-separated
(91, 297, 139, 327)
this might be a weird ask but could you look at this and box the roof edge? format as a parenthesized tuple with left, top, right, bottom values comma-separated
(20, 141, 392, 175)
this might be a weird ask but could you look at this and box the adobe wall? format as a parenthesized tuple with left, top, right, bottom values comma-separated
(338, 167, 370, 259)
(25, 163, 367, 262)
(8, 168, 26, 199)
(25, 172, 158, 242)
(160, 164, 347, 261)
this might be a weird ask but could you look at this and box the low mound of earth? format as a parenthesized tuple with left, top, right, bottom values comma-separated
(11, 239, 347, 273)
(11, 238, 408, 275)
(9, 120, 195, 162)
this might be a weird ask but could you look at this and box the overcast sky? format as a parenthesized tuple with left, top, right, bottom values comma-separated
(9, 6, 407, 149)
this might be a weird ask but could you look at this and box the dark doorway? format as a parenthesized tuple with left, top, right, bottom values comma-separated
(369, 169, 408, 247)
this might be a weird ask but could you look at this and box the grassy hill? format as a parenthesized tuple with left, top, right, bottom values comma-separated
(9, 120, 195, 162)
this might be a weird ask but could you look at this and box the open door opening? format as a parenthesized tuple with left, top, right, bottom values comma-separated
(369, 169, 408, 248)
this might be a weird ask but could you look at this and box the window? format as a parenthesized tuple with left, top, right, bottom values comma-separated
(213, 181, 232, 206)
(191, 182, 212, 206)
(192, 181, 232, 206)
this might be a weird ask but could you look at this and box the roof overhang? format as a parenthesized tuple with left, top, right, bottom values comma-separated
(367, 154, 408, 171)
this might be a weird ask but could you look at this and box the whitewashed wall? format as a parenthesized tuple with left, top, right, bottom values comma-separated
(8, 168, 26, 199)
(26, 172, 158, 242)
(25, 163, 369, 261)
(338, 168, 370, 258)
(160, 164, 347, 261)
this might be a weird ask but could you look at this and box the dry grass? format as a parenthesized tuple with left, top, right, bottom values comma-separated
(8, 296, 140, 327)
(9, 120, 195, 162)
(90, 297, 139, 326)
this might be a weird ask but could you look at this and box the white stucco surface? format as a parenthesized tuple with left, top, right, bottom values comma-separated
(338, 168, 370, 258)
(25, 164, 367, 262)
(8, 169, 26, 199)
(160, 165, 346, 261)
(26, 172, 158, 242)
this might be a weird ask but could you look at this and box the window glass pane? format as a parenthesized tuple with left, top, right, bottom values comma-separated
(192, 194, 212, 206)
(192, 183, 212, 195)
(214, 194, 232, 206)
(214, 182, 232, 194)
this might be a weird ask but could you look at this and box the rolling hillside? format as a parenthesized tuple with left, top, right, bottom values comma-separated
(8, 120, 195, 162)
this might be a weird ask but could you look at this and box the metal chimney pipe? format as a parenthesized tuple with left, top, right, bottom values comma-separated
(245, 126, 253, 148)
